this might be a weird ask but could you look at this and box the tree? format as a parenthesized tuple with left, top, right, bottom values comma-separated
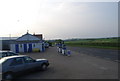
(55, 39, 64, 44)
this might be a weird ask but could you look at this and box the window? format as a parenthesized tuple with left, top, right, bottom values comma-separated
(10, 58, 23, 66)
(8, 52, 18, 56)
(33, 44, 35, 47)
(24, 56, 35, 63)
(2, 52, 8, 57)
(20, 44, 22, 48)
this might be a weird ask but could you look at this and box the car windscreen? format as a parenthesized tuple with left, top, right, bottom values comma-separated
(2, 52, 8, 57)
(8, 52, 18, 55)
(0, 52, 7, 58)
(24, 56, 35, 63)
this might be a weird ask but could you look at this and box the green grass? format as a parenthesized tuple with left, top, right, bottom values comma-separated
(65, 37, 120, 50)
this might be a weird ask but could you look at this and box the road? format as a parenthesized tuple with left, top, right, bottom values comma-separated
(15, 47, 118, 80)
(67, 46, 119, 62)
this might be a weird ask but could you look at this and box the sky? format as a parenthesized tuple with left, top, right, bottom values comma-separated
(0, 0, 119, 40)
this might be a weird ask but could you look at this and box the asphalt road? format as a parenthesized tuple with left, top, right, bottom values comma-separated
(15, 47, 118, 80)
(67, 46, 119, 62)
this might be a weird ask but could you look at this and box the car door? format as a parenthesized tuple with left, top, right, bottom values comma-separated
(23, 56, 38, 70)
(9, 57, 25, 73)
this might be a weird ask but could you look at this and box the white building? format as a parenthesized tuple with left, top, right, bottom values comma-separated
(10, 32, 45, 53)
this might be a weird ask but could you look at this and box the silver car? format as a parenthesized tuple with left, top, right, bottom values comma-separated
(0, 55, 49, 80)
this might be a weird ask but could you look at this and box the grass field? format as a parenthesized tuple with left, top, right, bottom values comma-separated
(65, 37, 120, 50)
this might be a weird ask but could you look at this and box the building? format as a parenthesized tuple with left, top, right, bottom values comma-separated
(10, 32, 45, 53)
(2, 40, 15, 50)
(33, 33, 43, 40)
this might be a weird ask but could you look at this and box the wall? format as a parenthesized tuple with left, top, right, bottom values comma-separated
(10, 43, 43, 53)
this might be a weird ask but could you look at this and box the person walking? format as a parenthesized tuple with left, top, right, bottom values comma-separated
(62, 44, 67, 55)
(58, 43, 62, 53)
(56, 43, 59, 53)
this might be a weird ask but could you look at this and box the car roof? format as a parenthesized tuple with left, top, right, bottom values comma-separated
(0, 55, 27, 60)
(0, 50, 13, 53)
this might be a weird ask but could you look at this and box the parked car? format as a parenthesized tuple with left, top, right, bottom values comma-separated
(0, 55, 49, 80)
(0, 51, 18, 59)
(44, 42, 49, 48)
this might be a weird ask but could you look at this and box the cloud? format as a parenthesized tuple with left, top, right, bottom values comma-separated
(0, 0, 118, 39)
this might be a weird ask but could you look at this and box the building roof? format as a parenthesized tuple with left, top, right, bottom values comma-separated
(33, 34, 43, 40)
(16, 33, 42, 41)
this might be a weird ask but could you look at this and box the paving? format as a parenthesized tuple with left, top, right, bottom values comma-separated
(16, 47, 118, 79)
(67, 46, 119, 62)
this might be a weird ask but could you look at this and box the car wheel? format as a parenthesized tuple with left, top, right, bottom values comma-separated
(41, 64, 47, 71)
(4, 73, 13, 80)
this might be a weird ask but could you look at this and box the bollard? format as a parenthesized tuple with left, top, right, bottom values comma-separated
(67, 50, 71, 56)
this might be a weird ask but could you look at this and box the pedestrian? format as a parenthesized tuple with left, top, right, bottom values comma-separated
(57, 43, 62, 53)
(57, 46, 59, 53)
(62, 44, 67, 55)
(58, 47, 62, 53)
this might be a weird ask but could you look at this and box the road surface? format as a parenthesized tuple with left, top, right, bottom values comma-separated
(15, 47, 118, 80)
(67, 46, 119, 62)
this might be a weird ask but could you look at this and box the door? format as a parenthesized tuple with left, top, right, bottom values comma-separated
(23, 56, 38, 70)
(28, 44, 32, 52)
(9, 57, 25, 73)
(24, 44, 27, 52)
(15, 44, 19, 53)
(42, 44, 45, 52)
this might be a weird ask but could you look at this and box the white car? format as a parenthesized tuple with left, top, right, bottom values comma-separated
(0, 55, 49, 80)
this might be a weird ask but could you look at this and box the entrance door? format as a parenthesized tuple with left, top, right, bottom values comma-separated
(28, 44, 32, 52)
(42, 44, 45, 52)
(15, 44, 19, 53)
(24, 44, 27, 52)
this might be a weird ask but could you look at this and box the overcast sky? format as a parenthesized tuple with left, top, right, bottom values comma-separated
(0, 0, 119, 40)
